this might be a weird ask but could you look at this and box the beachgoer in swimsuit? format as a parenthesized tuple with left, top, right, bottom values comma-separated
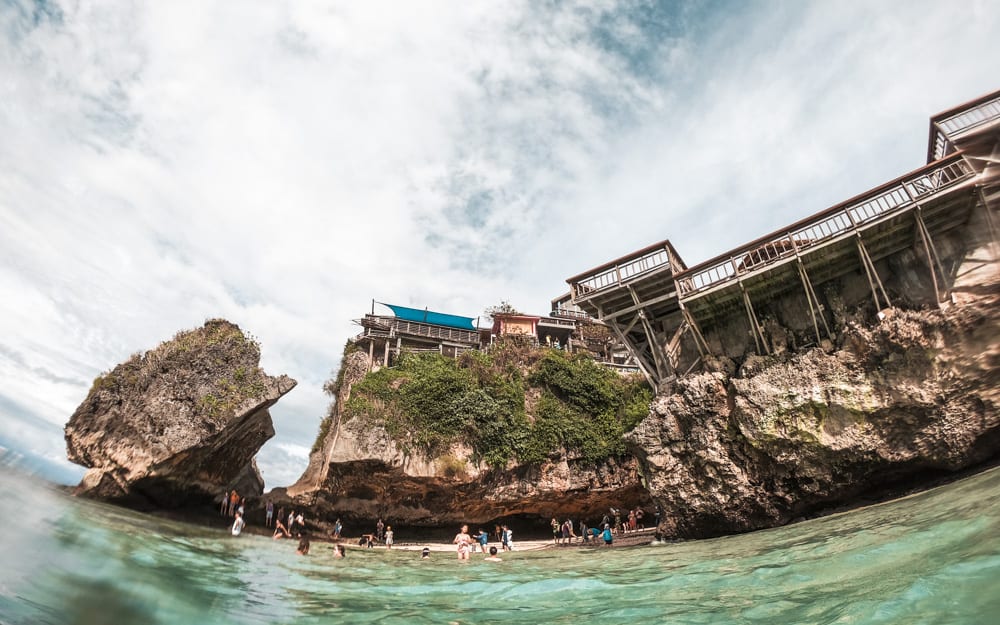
(265, 500, 273, 527)
(385, 527, 393, 549)
(484, 546, 502, 562)
(231, 511, 245, 537)
(421, 547, 431, 559)
(602, 524, 613, 546)
(334, 544, 346, 558)
(454, 524, 473, 560)
(220, 491, 230, 516)
(551, 518, 560, 544)
(273, 518, 290, 539)
(334, 518, 342, 540)
(503, 526, 513, 551)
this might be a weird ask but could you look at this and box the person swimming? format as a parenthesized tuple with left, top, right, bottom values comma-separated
(483, 546, 502, 562)
(296, 536, 311, 555)
(332, 544, 346, 558)
(421, 547, 431, 559)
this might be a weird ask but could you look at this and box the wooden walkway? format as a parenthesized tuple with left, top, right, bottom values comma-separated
(567, 89, 1000, 388)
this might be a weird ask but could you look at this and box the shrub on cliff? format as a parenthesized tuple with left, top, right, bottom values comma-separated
(342, 346, 651, 467)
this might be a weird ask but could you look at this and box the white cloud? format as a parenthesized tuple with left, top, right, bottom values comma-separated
(1, 0, 998, 487)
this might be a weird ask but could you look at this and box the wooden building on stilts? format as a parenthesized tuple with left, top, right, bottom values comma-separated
(353, 302, 483, 371)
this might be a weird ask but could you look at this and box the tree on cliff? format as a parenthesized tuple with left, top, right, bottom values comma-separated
(483, 300, 522, 322)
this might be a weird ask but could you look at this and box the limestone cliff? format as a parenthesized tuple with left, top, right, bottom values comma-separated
(65, 319, 296, 508)
(287, 346, 651, 529)
(627, 290, 999, 538)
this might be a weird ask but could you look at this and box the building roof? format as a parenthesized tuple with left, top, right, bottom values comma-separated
(380, 303, 478, 331)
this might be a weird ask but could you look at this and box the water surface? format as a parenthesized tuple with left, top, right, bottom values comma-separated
(1, 466, 998, 624)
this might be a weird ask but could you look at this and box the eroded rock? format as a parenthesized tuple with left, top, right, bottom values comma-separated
(65, 319, 296, 508)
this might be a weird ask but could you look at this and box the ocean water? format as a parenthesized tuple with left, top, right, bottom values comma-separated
(1, 467, 998, 625)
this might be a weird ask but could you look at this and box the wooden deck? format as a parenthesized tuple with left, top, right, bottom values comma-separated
(566, 89, 1000, 388)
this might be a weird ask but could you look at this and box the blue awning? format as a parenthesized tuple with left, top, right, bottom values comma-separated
(380, 303, 478, 331)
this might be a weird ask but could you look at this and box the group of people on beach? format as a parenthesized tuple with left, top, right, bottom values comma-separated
(220, 494, 655, 559)
(550, 506, 650, 547)
(453, 524, 506, 561)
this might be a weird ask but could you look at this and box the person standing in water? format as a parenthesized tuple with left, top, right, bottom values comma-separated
(231, 511, 246, 537)
(265, 500, 274, 528)
(602, 524, 613, 547)
(454, 524, 473, 560)
(385, 526, 394, 550)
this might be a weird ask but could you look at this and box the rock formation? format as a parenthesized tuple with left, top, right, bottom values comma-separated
(627, 286, 999, 539)
(65, 319, 296, 508)
(287, 349, 650, 530)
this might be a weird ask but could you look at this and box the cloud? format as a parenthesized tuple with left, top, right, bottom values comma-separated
(1, 0, 998, 489)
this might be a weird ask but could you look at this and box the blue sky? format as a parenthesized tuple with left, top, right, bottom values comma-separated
(1, 0, 999, 487)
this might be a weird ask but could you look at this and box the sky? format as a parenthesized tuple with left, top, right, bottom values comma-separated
(1, 0, 999, 488)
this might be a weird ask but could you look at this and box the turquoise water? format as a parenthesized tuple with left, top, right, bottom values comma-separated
(1, 467, 999, 625)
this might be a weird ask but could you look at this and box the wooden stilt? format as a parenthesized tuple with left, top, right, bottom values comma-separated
(914, 209, 944, 306)
(607, 318, 656, 388)
(368, 339, 375, 372)
(796, 260, 832, 342)
(679, 300, 711, 358)
(855, 235, 892, 310)
(740, 282, 769, 355)
(629, 286, 672, 380)
(979, 187, 999, 247)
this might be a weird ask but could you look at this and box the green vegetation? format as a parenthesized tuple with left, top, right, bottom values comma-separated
(342, 343, 652, 468)
(87, 319, 271, 419)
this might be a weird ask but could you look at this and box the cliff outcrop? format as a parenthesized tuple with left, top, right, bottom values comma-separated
(65, 319, 296, 508)
(627, 291, 999, 538)
(287, 344, 652, 529)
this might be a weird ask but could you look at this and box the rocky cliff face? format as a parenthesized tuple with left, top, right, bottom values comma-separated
(65, 319, 296, 508)
(287, 349, 650, 530)
(627, 291, 999, 538)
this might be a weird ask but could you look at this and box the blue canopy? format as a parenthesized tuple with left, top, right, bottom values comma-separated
(381, 303, 478, 331)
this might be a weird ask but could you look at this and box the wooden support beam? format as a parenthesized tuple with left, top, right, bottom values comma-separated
(607, 318, 656, 387)
(368, 339, 375, 372)
(629, 285, 674, 380)
(739, 282, 769, 355)
(796, 259, 832, 343)
(601, 289, 679, 322)
(680, 302, 711, 358)
(855, 235, 892, 311)
(978, 187, 999, 246)
(914, 208, 946, 306)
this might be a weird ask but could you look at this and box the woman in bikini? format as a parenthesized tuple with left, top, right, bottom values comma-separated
(453, 524, 473, 560)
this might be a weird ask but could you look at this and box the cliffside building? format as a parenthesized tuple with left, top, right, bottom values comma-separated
(566, 88, 1000, 389)
(353, 302, 481, 369)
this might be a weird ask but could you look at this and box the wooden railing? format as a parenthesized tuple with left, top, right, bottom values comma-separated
(673, 153, 974, 299)
(538, 316, 578, 328)
(551, 307, 593, 320)
(930, 91, 1000, 161)
(571, 245, 673, 299)
(361, 315, 480, 344)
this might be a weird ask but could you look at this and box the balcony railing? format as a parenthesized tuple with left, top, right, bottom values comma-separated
(570, 243, 673, 299)
(929, 90, 1000, 161)
(674, 153, 974, 299)
(360, 314, 480, 344)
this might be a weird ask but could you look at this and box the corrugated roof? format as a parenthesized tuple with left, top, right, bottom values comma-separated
(381, 303, 478, 331)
